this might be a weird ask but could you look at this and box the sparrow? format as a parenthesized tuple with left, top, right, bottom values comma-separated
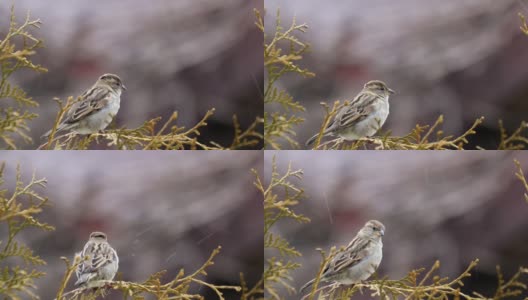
(43, 74, 126, 138)
(300, 220, 385, 293)
(75, 231, 119, 287)
(306, 80, 394, 147)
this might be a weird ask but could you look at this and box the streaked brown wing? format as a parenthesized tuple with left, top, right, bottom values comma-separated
(78, 241, 114, 274)
(336, 92, 380, 129)
(65, 86, 110, 123)
(88, 243, 115, 272)
(323, 237, 371, 276)
(77, 242, 97, 274)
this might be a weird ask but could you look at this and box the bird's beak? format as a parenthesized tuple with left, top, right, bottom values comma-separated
(388, 88, 395, 95)
(122, 85, 127, 91)
(380, 229, 385, 236)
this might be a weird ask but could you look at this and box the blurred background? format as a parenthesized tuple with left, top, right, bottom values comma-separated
(265, 0, 528, 149)
(265, 151, 528, 298)
(0, 151, 262, 299)
(0, 0, 263, 149)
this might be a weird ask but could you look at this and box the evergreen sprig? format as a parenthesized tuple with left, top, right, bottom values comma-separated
(261, 9, 314, 149)
(0, 6, 48, 149)
(308, 101, 486, 150)
(257, 157, 310, 299)
(41, 96, 263, 150)
(0, 162, 54, 299)
(56, 246, 242, 300)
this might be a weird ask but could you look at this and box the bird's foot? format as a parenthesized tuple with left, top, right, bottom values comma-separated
(355, 282, 364, 293)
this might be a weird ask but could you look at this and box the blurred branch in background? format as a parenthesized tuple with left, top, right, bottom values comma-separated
(0, 6, 47, 149)
(519, 12, 528, 35)
(498, 121, 528, 150)
(515, 159, 528, 203)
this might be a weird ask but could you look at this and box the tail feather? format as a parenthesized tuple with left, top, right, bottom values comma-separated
(74, 273, 95, 287)
(41, 123, 68, 139)
(306, 131, 332, 147)
(300, 278, 315, 294)
(305, 134, 319, 147)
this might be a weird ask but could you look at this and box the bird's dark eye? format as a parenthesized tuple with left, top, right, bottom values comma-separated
(373, 227, 378, 231)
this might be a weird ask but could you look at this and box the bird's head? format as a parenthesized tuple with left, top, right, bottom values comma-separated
(358, 220, 385, 240)
(89, 231, 108, 241)
(364, 80, 394, 96)
(98, 73, 126, 92)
